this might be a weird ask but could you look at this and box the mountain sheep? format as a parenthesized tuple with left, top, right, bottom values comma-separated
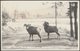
(24, 24, 41, 42)
(43, 21, 60, 39)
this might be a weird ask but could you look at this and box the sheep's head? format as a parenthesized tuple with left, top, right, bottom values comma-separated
(43, 21, 49, 27)
(24, 24, 27, 26)
(24, 24, 31, 28)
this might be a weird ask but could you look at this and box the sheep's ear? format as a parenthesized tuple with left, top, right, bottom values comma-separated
(24, 24, 26, 26)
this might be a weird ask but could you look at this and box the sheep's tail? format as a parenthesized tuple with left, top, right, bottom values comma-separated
(39, 28, 41, 31)
(38, 28, 41, 31)
(37, 27, 41, 32)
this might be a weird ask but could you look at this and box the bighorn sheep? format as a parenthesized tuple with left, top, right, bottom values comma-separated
(43, 21, 60, 39)
(24, 24, 41, 42)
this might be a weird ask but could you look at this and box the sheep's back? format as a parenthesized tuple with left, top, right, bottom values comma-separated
(27, 26, 39, 34)
(45, 26, 58, 33)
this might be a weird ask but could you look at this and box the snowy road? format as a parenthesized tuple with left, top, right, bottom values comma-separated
(2, 19, 78, 50)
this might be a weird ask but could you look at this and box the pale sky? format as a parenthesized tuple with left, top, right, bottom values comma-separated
(1, 1, 71, 18)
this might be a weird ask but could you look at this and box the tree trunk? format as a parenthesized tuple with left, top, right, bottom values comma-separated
(69, 2, 74, 37)
(55, 2, 57, 27)
(74, 2, 78, 40)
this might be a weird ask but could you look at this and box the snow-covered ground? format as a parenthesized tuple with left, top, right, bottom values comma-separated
(1, 18, 78, 50)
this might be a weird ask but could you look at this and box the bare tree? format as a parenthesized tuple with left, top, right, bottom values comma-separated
(68, 2, 78, 40)
(54, 2, 63, 27)
(55, 2, 57, 27)
(69, 2, 74, 37)
(73, 2, 78, 40)
(2, 11, 10, 26)
(12, 10, 17, 22)
(20, 13, 26, 19)
(42, 2, 63, 27)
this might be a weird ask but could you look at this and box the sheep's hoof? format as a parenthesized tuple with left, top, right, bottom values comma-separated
(40, 41, 42, 42)
(58, 38, 60, 40)
(57, 36, 60, 40)
(47, 38, 49, 40)
(40, 40, 42, 42)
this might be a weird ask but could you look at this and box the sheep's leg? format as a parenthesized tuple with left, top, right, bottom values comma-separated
(32, 34, 33, 41)
(29, 34, 31, 41)
(37, 34, 41, 42)
(56, 32, 60, 36)
(56, 32, 60, 39)
(48, 33, 49, 39)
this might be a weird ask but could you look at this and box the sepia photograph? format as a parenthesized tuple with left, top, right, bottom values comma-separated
(1, 1, 79, 50)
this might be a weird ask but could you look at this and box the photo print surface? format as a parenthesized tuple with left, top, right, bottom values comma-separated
(1, 1, 79, 50)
